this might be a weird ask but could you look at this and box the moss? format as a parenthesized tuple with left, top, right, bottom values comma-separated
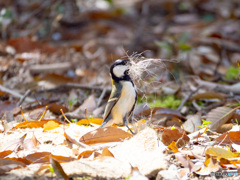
(138, 95, 182, 109)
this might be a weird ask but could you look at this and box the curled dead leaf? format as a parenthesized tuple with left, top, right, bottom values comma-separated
(216, 131, 240, 145)
(49, 156, 69, 180)
(0, 159, 26, 175)
(161, 127, 189, 147)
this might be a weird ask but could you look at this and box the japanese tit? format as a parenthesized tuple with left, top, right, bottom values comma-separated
(100, 59, 137, 134)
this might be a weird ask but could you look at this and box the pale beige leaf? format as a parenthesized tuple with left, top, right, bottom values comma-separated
(207, 106, 234, 131)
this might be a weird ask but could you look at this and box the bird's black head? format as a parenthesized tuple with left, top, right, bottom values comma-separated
(110, 59, 131, 82)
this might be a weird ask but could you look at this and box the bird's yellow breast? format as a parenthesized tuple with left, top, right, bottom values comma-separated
(111, 81, 136, 125)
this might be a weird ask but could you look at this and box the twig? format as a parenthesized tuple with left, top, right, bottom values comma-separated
(29, 62, 71, 74)
(97, 88, 107, 107)
(195, 79, 240, 95)
(36, 83, 111, 93)
(0, 84, 35, 102)
(177, 86, 202, 111)
(197, 37, 240, 52)
(17, 89, 32, 106)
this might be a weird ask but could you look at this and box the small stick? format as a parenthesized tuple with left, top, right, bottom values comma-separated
(20, 106, 28, 122)
(60, 109, 71, 124)
(97, 88, 107, 107)
(0, 84, 34, 102)
(177, 86, 201, 111)
(17, 89, 32, 106)
(38, 106, 48, 121)
(36, 83, 111, 93)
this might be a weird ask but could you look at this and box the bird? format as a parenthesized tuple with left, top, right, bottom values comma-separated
(100, 59, 137, 134)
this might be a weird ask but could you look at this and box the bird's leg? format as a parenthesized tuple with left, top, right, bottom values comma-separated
(123, 116, 135, 135)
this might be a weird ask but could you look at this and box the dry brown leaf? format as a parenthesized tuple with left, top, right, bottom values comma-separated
(216, 123, 234, 133)
(101, 147, 115, 158)
(79, 127, 133, 145)
(4, 157, 32, 165)
(77, 150, 100, 159)
(207, 106, 235, 131)
(43, 120, 60, 131)
(0, 150, 13, 158)
(0, 159, 26, 175)
(190, 91, 226, 101)
(25, 152, 75, 163)
(12, 119, 62, 129)
(49, 156, 69, 180)
(48, 103, 68, 115)
(216, 131, 240, 145)
(161, 127, 189, 147)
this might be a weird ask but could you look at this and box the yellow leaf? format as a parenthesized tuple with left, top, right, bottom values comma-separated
(89, 118, 103, 125)
(168, 141, 179, 153)
(76, 119, 90, 126)
(205, 147, 239, 159)
(43, 121, 59, 131)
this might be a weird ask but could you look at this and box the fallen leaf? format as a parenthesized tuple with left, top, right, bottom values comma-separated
(25, 152, 75, 163)
(2, 133, 27, 151)
(89, 118, 103, 125)
(182, 113, 202, 133)
(205, 147, 238, 159)
(216, 123, 234, 133)
(76, 119, 90, 126)
(207, 106, 235, 131)
(64, 130, 89, 148)
(190, 91, 226, 101)
(0, 150, 13, 158)
(4, 157, 32, 165)
(161, 127, 189, 147)
(101, 147, 114, 158)
(12, 119, 62, 129)
(175, 153, 194, 170)
(43, 120, 60, 131)
(23, 133, 40, 150)
(0, 159, 26, 175)
(196, 156, 219, 175)
(77, 150, 100, 159)
(48, 103, 68, 115)
(79, 127, 133, 145)
(168, 141, 180, 153)
(216, 131, 240, 145)
(49, 156, 69, 180)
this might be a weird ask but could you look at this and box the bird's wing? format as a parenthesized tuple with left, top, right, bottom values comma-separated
(102, 83, 122, 121)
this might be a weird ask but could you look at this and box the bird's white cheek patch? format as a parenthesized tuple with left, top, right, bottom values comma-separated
(113, 65, 128, 78)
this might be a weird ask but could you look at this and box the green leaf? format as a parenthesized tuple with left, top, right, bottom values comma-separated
(178, 43, 191, 51)
(225, 66, 239, 80)
(198, 119, 211, 129)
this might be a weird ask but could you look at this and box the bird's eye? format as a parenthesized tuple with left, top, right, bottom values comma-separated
(125, 69, 129, 75)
